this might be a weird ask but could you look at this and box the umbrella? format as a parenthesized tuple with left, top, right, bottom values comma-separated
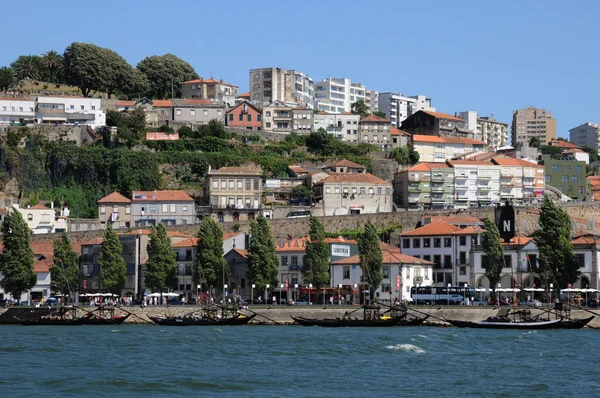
(147, 293, 161, 298)
(523, 288, 545, 292)
(163, 292, 180, 298)
(496, 288, 521, 293)
(582, 288, 599, 293)
(560, 288, 583, 293)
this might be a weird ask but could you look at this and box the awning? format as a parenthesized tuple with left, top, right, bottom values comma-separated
(42, 116, 67, 121)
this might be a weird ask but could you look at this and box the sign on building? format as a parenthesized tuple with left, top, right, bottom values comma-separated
(331, 244, 350, 257)
(495, 201, 515, 242)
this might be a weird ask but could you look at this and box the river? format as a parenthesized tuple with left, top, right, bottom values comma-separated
(1, 325, 598, 397)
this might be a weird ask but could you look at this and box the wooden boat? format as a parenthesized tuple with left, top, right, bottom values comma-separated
(80, 313, 130, 325)
(445, 315, 594, 330)
(21, 318, 84, 326)
(291, 315, 427, 327)
(149, 313, 255, 326)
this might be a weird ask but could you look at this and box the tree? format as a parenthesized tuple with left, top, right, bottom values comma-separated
(145, 224, 177, 293)
(98, 224, 127, 294)
(373, 111, 386, 119)
(529, 136, 541, 148)
(351, 100, 370, 119)
(291, 185, 313, 203)
(0, 67, 17, 92)
(194, 218, 228, 290)
(11, 55, 42, 80)
(388, 146, 419, 165)
(358, 221, 383, 301)
(581, 145, 599, 163)
(137, 54, 199, 99)
(482, 218, 504, 295)
(539, 145, 563, 159)
(51, 232, 80, 297)
(41, 50, 64, 83)
(247, 213, 279, 292)
(302, 217, 330, 289)
(306, 128, 333, 154)
(533, 197, 580, 289)
(0, 209, 36, 299)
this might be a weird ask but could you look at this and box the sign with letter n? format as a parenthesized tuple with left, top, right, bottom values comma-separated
(496, 201, 515, 242)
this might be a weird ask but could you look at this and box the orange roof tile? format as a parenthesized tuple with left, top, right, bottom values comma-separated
(153, 100, 172, 107)
(360, 114, 390, 123)
(29, 204, 51, 210)
(116, 100, 135, 107)
(502, 236, 534, 245)
(223, 232, 244, 241)
(331, 250, 433, 265)
(413, 135, 486, 146)
(391, 127, 411, 136)
(492, 157, 542, 167)
(238, 92, 250, 98)
(317, 173, 390, 185)
(145, 132, 180, 141)
(181, 78, 238, 87)
(572, 236, 597, 245)
(131, 190, 194, 202)
(172, 237, 199, 248)
(400, 219, 463, 237)
(421, 110, 464, 121)
(289, 166, 309, 174)
(548, 140, 581, 149)
(232, 248, 249, 258)
(324, 159, 366, 169)
(324, 237, 358, 245)
(97, 192, 131, 204)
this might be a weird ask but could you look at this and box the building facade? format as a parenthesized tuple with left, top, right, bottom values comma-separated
(412, 135, 487, 163)
(131, 190, 196, 227)
(249, 68, 314, 108)
(225, 102, 263, 130)
(180, 78, 238, 106)
(313, 78, 376, 114)
(204, 166, 263, 222)
(400, 110, 471, 138)
(358, 114, 392, 151)
(172, 102, 225, 125)
(291, 107, 313, 134)
(541, 155, 586, 200)
(511, 107, 557, 147)
(378, 93, 434, 127)
(569, 122, 600, 151)
(262, 101, 293, 132)
(13, 204, 68, 234)
(477, 115, 509, 149)
(0, 97, 35, 130)
(394, 163, 455, 211)
(97, 191, 132, 229)
(312, 112, 360, 141)
(35, 96, 105, 128)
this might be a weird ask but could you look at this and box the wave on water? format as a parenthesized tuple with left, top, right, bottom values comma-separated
(386, 344, 425, 354)
(111, 330, 122, 332)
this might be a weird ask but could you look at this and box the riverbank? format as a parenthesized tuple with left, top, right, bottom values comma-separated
(2, 305, 600, 327)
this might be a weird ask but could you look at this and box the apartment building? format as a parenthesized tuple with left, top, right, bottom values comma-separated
(393, 163, 455, 211)
(262, 101, 293, 132)
(291, 107, 313, 134)
(249, 68, 314, 108)
(511, 107, 556, 147)
(540, 155, 586, 200)
(97, 191, 132, 229)
(401, 110, 471, 138)
(35, 96, 105, 128)
(400, 218, 481, 286)
(312, 77, 377, 114)
(13, 203, 68, 234)
(0, 97, 35, 130)
(447, 160, 501, 208)
(204, 166, 263, 222)
(477, 115, 509, 149)
(275, 237, 307, 291)
(312, 173, 392, 216)
(412, 135, 487, 163)
(225, 102, 262, 130)
(172, 101, 226, 126)
(491, 158, 544, 204)
(569, 122, 600, 151)
(312, 112, 360, 141)
(322, 159, 366, 174)
(131, 190, 196, 227)
(358, 114, 392, 151)
(180, 78, 238, 106)
(378, 93, 434, 127)
(362, 85, 379, 113)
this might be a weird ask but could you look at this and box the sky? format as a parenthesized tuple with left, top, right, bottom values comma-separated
(2, 0, 599, 142)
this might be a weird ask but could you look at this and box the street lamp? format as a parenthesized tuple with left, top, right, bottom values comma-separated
(280, 283, 284, 305)
(309, 284, 313, 304)
(550, 283, 554, 308)
(266, 284, 270, 305)
(464, 283, 468, 305)
(251, 284, 255, 305)
(338, 284, 342, 305)
(447, 283, 451, 306)
(353, 284, 357, 305)
(224, 284, 228, 305)
(294, 284, 298, 302)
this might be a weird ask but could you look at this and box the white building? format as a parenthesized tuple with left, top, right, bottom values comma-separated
(35, 96, 106, 128)
(378, 93, 434, 127)
(400, 218, 481, 286)
(0, 97, 35, 130)
(13, 204, 68, 234)
(249, 68, 314, 108)
(412, 135, 487, 163)
(569, 122, 600, 151)
(313, 111, 360, 141)
(312, 173, 393, 216)
(446, 160, 501, 208)
(477, 115, 509, 149)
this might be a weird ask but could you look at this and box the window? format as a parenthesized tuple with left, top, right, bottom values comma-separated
(526, 254, 537, 271)
(170, 204, 176, 213)
(191, 110, 196, 116)
(403, 239, 410, 249)
(266, 122, 271, 128)
(459, 252, 466, 264)
(503, 255, 511, 268)
(266, 111, 271, 117)
(70, 105, 75, 110)
(217, 110, 222, 117)
(176, 109, 181, 116)
(239, 113, 244, 121)
(412, 238, 420, 248)
(575, 165, 582, 173)
(229, 180, 235, 189)
(125, 205, 131, 214)
(343, 266, 350, 279)
(382, 267, 390, 278)
(433, 255, 441, 268)
(281, 256, 288, 267)
(291, 256, 298, 267)
(183, 206, 188, 212)
(203, 110, 208, 116)
(382, 284, 390, 293)
(221, 179, 227, 189)
(113, 205, 119, 214)
(257, 114, 262, 122)
(237, 179, 243, 190)
(377, 187, 382, 194)
(247, 114, 252, 122)
(100, 205, 106, 214)
(575, 253, 585, 268)
(335, 187, 340, 194)
(433, 238, 441, 248)
(326, 187, 331, 194)
(572, 175, 578, 182)
(245, 198, 251, 208)
(254, 179, 259, 190)
(368, 187, 374, 195)
(27, 213, 33, 221)
(459, 267, 466, 275)
(423, 238, 431, 248)
(386, 188, 391, 195)
(459, 236, 466, 246)
(229, 114, 233, 121)
(150, 205, 156, 212)
(245, 179, 251, 190)
(162, 204, 168, 213)
(444, 255, 452, 268)
(423, 255, 431, 262)
(444, 238, 451, 248)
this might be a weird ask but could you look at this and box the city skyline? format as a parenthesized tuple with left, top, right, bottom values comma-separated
(2, 0, 599, 143)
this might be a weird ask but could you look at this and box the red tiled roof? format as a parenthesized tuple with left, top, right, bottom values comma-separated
(421, 110, 464, 121)
(172, 237, 199, 248)
(181, 78, 238, 87)
(413, 135, 486, 146)
(360, 114, 390, 123)
(153, 100, 172, 107)
(238, 92, 250, 98)
(30, 204, 50, 210)
(223, 232, 244, 241)
(502, 236, 534, 245)
(492, 157, 542, 167)
(324, 159, 366, 169)
(116, 100, 135, 107)
(331, 250, 433, 265)
(131, 190, 194, 202)
(548, 140, 581, 150)
(97, 192, 131, 204)
(233, 248, 248, 258)
(145, 132, 180, 141)
(324, 237, 358, 245)
(400, 219, 463, 237)
(391, 127, 410, 136)
(317, 173, 390, 185)
(289, 166, 309, 174)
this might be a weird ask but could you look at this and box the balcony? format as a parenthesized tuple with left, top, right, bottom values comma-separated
(478, 174, 492, 179)
(478, 185, 492, 190)
(407, 185, 421, 193)
(431, 185, 445, 192)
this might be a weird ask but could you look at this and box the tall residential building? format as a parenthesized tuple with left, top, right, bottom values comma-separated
(249, 68, 314, 108)
(569, 122, 600, 151)
(313, 78, 378, 114)
(457, 111, 509, 149)
(380, 93, 435, 127)
(511, 107, 556, 147)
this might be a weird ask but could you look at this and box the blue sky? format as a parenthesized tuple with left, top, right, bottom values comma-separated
(2, 0, 599, 141)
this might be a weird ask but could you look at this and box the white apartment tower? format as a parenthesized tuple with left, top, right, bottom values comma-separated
(313, 78, 378, 114)
(378, 93, 434, 127)
(249, 68, 314, 108)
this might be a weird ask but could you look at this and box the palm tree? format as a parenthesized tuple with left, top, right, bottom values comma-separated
(10, 55, 42, 81)
(41, 50, 64, 83)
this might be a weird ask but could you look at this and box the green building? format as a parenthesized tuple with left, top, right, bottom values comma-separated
(540, 155, 586, 200)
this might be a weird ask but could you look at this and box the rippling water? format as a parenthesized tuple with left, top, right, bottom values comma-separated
(1, 325, 598, 397)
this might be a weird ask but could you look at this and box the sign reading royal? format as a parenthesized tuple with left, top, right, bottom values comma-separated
(495, 201, 515, 242)
(331, 244, 350, 257)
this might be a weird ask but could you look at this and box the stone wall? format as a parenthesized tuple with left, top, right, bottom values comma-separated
(8, 125, 98, 146)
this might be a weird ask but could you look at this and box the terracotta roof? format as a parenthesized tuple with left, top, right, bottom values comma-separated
(227, 101, 261, 114)
(131, 190, 194, 202)
(0, 97, 33, 101)
(492, 158, 542, 167)
(420, 110, 464, 121)
(223, 232, 244, 241)
(446, 160, 495, 166)
(391, 127, 410, 136)
(324, 159, 366, 169)
(209, 167, 262, 176)
(29, 204, 50, 210)
(401, 162, 450, 172)
(502, 236, 534, 245)
(413, 135, 486, 146)
(116, 100, 135, 107)
(232, 248, 249, 258)
(360, 114, 390, 123)
(572, 236, 597, 245)
(97, 192, 131, 204)
(331, 250, 433, 265)
(548, 140, 580, 149)
(153, 100, 172, 107)
(238, 92, 250, 98)
(181, 78, 238, 87)
(289, 166, 309, 174)
(457, 226, 484, 235)
(275, 237, 308, 252)
(172, 237, 199, 248)
(145, 132, 180, 141)
(400, 219, 463, 237)
(324, 237, 358, 245)
(317, 173, 390, 186)
(316, 111, 329, 115)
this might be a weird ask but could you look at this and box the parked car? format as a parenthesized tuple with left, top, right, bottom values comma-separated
(294, 299, 313, 305)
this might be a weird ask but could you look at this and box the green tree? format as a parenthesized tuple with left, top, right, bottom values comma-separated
(291, 185, 313, 203)
(351, 99, 370, 119)
(247, 213, 279, 292)
(41, 50, 64, 83)
(194, 218, 228, 289)
(358, 221, 383, 301)
(539, 145, 563, 159)
(388, 146, 419, 165)
(0, 210, 36, 299)
(0, 67, 17, 92)
(482, 218, 504, 294)
(11, 55, 42, 80)
(529, 136, 541, 148)
(98, 224, 127, 294)
(51, 232, 80, 297)
(145, 224, 177, 293)
(306, 128, 333, 154)
(373, 111, 386, 119)
(581, 145, 599, 163)
(137, 54, 199, 99)
(302, 217, 330, 289)
(533, 197, 580, 288)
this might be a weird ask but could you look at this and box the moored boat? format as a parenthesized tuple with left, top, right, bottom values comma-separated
(80, 313, 131, 325)
(445, 315, 594, 330)
(149, 313, 255, 326)
(291, 315, 416, 327)
(21, 318, 84, 326)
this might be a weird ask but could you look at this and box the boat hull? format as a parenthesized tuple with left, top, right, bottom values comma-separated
(446, 316, 594, 330)
(149, 314, 255, 326)
(291, 316, 427, 327)
(80, 314, 130, 325)
(21, 319, 84, 326)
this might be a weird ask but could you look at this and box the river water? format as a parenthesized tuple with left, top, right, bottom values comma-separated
(1, 325, 598, 397)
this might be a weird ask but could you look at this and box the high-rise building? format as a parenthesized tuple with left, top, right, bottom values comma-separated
(378, 93, 434, 127)
(313, 78, 378, 113)
(249, 68, 314, 108)
(457, 111, 509, 149)
(511, 107, 556, 147)
(569, 122, 600, 151)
